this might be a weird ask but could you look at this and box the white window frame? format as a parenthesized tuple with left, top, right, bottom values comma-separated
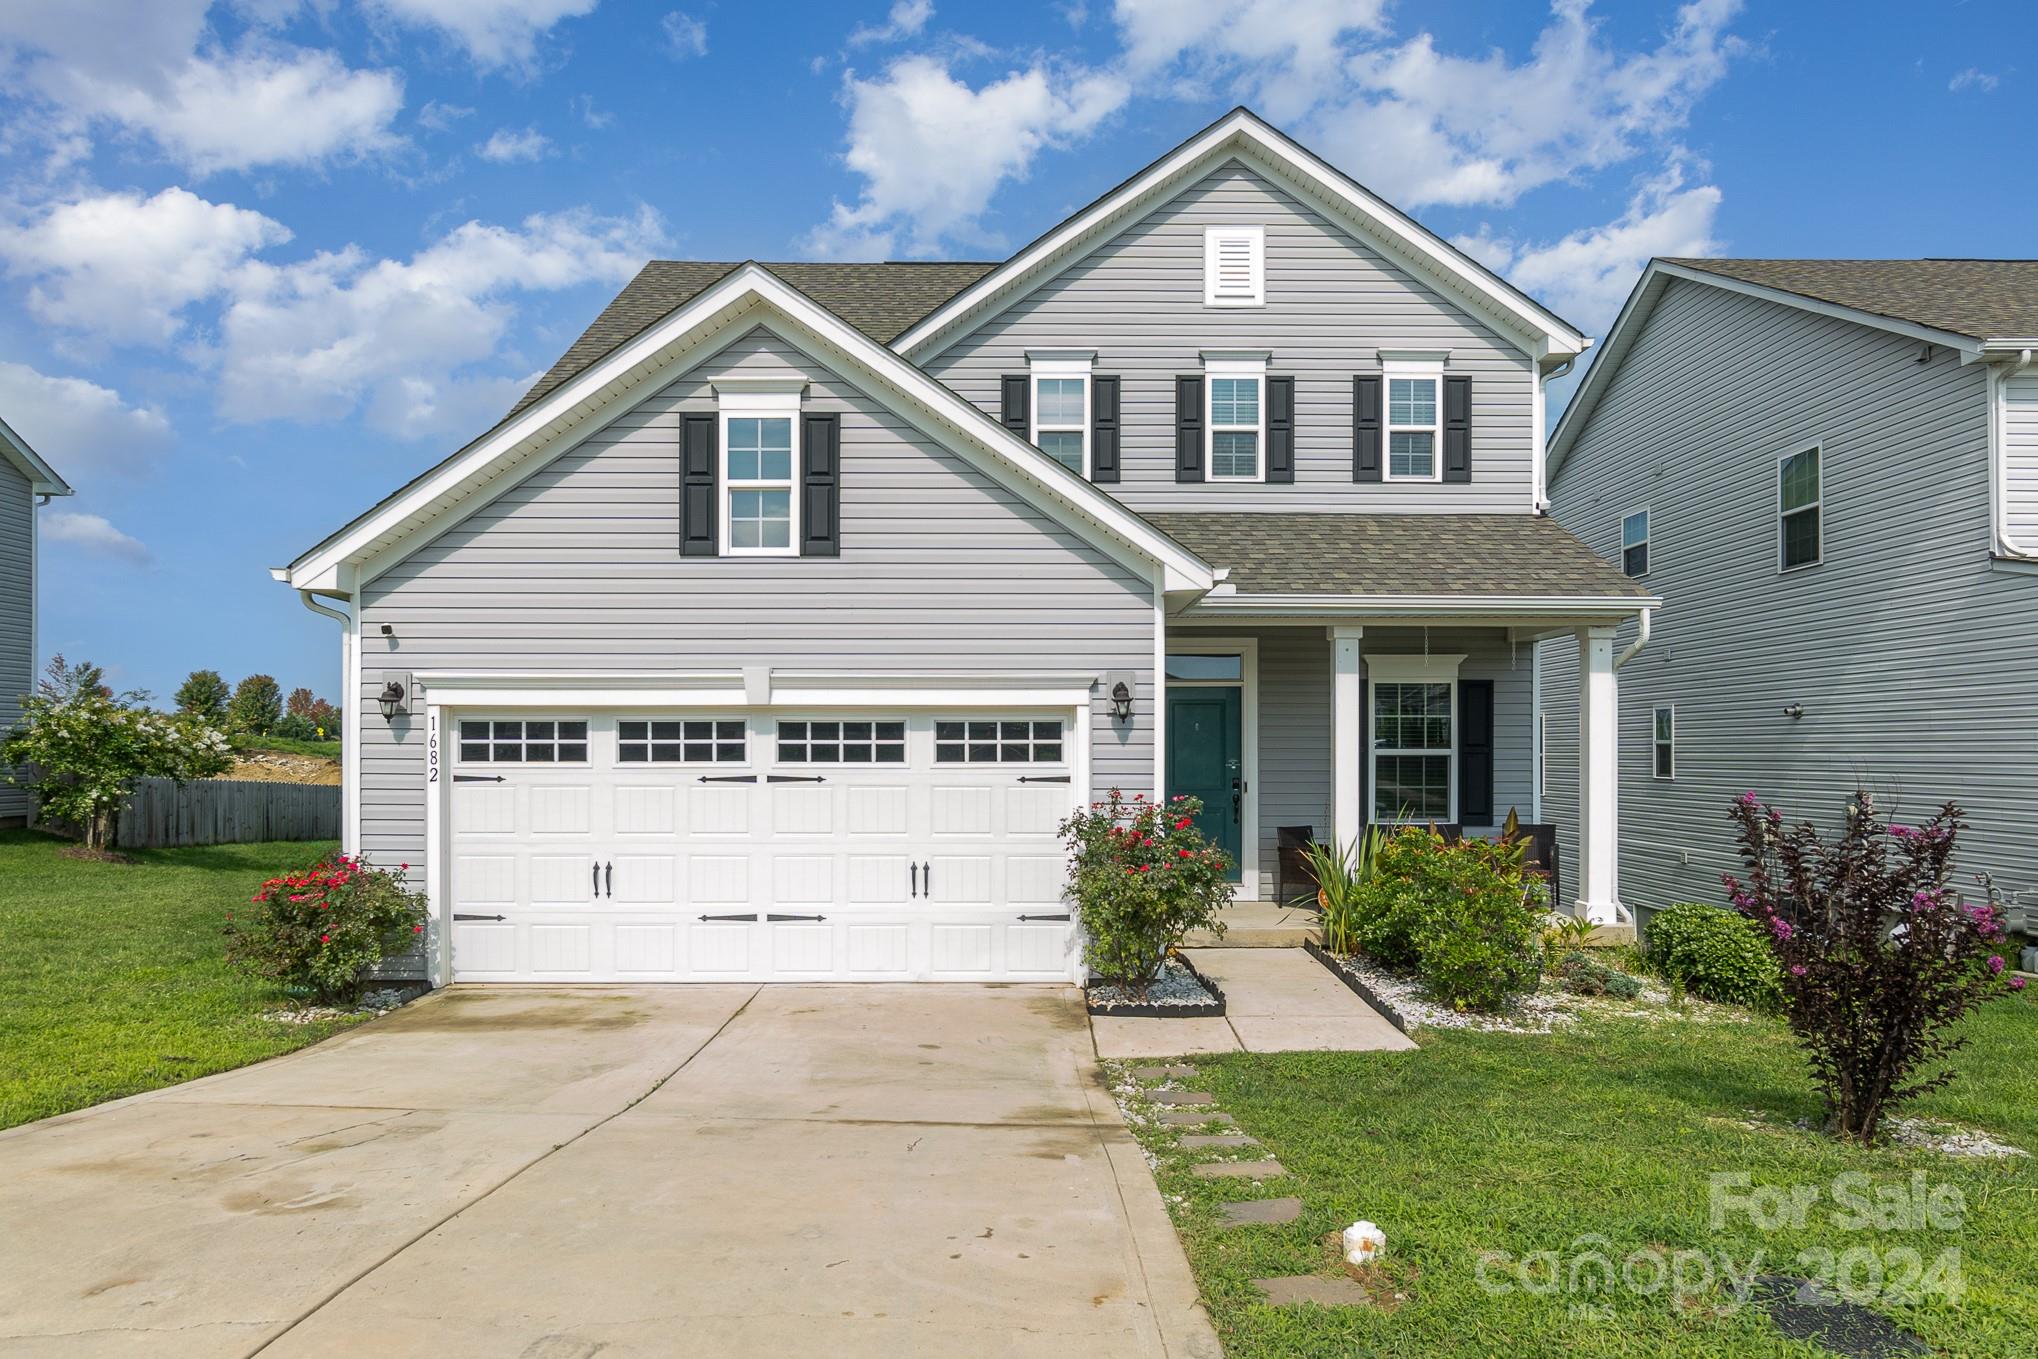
(1652, 705, 1675, 780)
(1027, 351, 1093, 478)
(933, 717, 1070, 765)
(1777, 442, 1823, 572)
(773, 717, 909, 767)
(1203, 224, 1264, 306)
(1382, 355, 1444, 483)
(616, 716, 749, 767)
(1365, 654, 1465, 825)
(454, 716, 591, 766)
(715, 383, 802, 558)
(1203, 351, 1267, 483)
(1621, 506, 1651, 578)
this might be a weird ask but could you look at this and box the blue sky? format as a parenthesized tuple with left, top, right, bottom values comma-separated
(0, 0, 2030, 704)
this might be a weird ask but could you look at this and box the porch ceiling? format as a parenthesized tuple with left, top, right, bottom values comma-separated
(1147, 512, 1653, 603)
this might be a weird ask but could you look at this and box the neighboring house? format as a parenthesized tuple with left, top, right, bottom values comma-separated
(0, 417, 72, 827)
(1539, 257, 2038, 919)
(276, 108, 1652, 986)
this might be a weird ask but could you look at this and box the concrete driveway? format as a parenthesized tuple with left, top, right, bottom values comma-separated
(0, 986, 1218, 1359)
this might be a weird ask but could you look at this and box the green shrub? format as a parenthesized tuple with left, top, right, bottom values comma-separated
(1645, 901, 1781, 1009)
(1060, 789, 1231, 995)
(226, 853, 428, 1002)
(1551, 949, 1643, 1000)
(1346, 827, 1545, 1011)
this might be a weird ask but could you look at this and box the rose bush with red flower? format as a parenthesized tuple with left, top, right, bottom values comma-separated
(1722, 791, 2025, 1143)
(1059, 788, 1231, 995)
(225, 853, 428, 1002)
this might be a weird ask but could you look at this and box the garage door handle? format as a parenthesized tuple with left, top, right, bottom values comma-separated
(454, 913, 506, 922)
(1017, 775, 1071, 783)
(766, 913, 827, 922)
(909, 862, 919, 897)
(698, 913, 760, 922)
(604, 861, 613, 898)
(1017, 913, 1071, 922)
(921, 861, 931, 898)
(698, 774, 758, 783)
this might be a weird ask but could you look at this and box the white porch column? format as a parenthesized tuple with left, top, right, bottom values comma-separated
(1330, 625, 1364, 849)
(1575, 625, 1621, 923)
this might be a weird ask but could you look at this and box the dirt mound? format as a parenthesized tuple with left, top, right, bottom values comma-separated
(223, 750, 342, 785)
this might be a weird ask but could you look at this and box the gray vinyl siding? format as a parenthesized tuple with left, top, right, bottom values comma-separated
(1540, 277, 2038, 916)
(2005, 371, 2038, 551)
(355, 324, 1157, 876)
(0, 457, 31, 824)
(1176, 624, 1533, 898)
(922, 159, 1537, 514)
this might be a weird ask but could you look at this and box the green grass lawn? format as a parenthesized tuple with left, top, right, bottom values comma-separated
(0, 829, 371, 1130)
(230, 733, 342, 760)
(1122, 994, 2038, 1358)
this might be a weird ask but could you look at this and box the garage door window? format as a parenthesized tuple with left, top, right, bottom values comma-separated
(459, 719, 588, 764)
(618, 719, 745, 764)
(935, 719, 1064, 764)
(777, 720, 906, 764)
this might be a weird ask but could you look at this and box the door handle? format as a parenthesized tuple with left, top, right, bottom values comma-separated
(909, 862, 919, 898)
(1231, 776, 1242, 822)
(604, 861, 613, 898)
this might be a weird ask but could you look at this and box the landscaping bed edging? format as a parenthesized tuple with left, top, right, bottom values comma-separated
(1086, 953, 1227, 1018)
(1303, 939, 1412, 1034)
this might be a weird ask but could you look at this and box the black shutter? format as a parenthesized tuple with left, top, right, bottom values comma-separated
(1353, 375, 1382, 482)
(1443, 374, 1472, 483)
(1175, 375, 1204, 483)
(1091, 375, 1120, 483)
(680, 412, 718, 556)
(800, 412, 840, 557)
(1266, 375, 1295, 484)
(1000, 375, 1030, 437)
(1459, 678, 1494, 825)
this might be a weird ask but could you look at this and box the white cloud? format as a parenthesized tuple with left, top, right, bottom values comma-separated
(570, 92, 613, 128)
(1114, 0, 1391, 121)
(43, 511, 150, 564)
(0, 361, 173, 482)
(662, 11, 708, 60)
(368, 0, 599, 69)
(476, 126, 553, 162)
(849, 0, 935, 47)
(0, 187, 291, 345)
(809, 55, 1129, 258)
(418, 98, 476, 131)
(0, 4, 405, 174)
(1455, 159, 1722, 332)
(1949, 67, 2000, 94)
(216, 206, 667, 438)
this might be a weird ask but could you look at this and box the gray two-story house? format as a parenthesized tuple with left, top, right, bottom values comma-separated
(1, 417, 70, 827)
(278, 109, 1653, 985)
(1539, 258, 2038, 917)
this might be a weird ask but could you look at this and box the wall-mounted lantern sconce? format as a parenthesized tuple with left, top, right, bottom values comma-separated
(1783, 703, 1805, 720)
(378, 673, 411, 721)
(1110, 680, 1134, 722)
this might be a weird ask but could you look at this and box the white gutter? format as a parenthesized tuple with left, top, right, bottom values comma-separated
(1994, 349, 2037, 559)
(1535, 355, 1576, 512)
(292, 586, 358, 855)
(1614, 606, 1652, 671)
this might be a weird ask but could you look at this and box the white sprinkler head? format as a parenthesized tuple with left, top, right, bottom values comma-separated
(1342, 1220, 1386, 1265)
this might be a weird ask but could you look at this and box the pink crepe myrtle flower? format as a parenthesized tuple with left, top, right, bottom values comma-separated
(1789, 964, 1808, 977)
(2012, 977, 2028, 992)
(1770, 917, 1794, 941)
(1988, 955, 2006, 975)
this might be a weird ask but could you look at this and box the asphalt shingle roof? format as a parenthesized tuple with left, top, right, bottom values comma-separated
(1144, 512, 1651, 599)
(506, 260, 998, 417)
(1665, 258, 2038, 343)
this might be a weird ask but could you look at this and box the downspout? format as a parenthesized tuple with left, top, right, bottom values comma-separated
(295, 589, 356, 854)
(1995, 349, 2037, 558)
(296, 589, 348, 627)
(1614, 607, 1651, 671)
(1536, 356, 1577, 514)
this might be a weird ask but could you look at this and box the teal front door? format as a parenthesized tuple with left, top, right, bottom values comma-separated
(1166, 686, 1243, 881)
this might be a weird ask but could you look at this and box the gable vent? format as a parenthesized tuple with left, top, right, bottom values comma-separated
(1204, 225, 1264, 306)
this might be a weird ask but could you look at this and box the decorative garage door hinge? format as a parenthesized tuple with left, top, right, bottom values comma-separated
(765, 774, 826, 783)
(453, 912, 507, 921)
(697, 912, 760, 922)
(1016, 913, 1072, 922)
(1017, 775, 1071, 783)
(697, 774, 759, 783)
(765, 913, 827, 922)
(453, 774, 505, 783)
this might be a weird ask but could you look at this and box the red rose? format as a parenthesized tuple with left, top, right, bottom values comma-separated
(1174, 817, 1192, 830)
(413, 924, 424, 934)
(319, 934, 331, 944)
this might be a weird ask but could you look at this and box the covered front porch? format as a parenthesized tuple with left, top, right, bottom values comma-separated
(1148, 513, 1659, 926)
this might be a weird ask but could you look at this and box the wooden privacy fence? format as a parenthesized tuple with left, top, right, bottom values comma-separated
(115, 777, 341, 849)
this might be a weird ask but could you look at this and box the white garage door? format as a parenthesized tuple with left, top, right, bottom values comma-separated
(445, 712, 1080, 982)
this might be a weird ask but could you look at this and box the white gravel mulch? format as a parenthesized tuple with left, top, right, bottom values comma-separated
(1885, 1117, 2028, 1159)
(261, 985, 415, 1025)
(1322, 950, 1745, 1034)
(1086, 958, 1220, 1010)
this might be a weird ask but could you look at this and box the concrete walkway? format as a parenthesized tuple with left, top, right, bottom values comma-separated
(0, 986, 1219, 1359)
(1091, 948, 1416, 1059)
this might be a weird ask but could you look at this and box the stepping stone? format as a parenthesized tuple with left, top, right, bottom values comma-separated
(1218, 1196, 1302, 1228)
(1132, 1064, 1198, 1080)
(1253, 1276, 1377, 1308)
(1749, 1276, 1927, 1358)
(1149, 1090, 1215, 1106)
(1159, 1110, 1234, 1126)
(1179, 1134, 1259, 1149)
(1192, 1159, 1286, 1179)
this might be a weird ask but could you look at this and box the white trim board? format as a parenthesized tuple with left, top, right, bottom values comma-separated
(282, 265, 1214, 598)
(894, 108, 1587, 364)
(0, 414, 71, 496)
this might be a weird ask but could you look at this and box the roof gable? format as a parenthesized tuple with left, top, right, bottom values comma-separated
(896, 107, 1587, 364)
(282, 264, 1211, 595)
(0, 415, 70, 496)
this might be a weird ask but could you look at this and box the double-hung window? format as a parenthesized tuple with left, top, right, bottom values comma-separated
(1652, 706, 1675, 779)
(722, 413, 796, 555)
(1204, 353, 1266, 481)
(1622, 508, 1650, 577)
(1383, 357, 1442, 481)
(1028, 353, 1092, 475)
(1367, 655, 1464, 823)
(1778, 445, 1822, 570)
